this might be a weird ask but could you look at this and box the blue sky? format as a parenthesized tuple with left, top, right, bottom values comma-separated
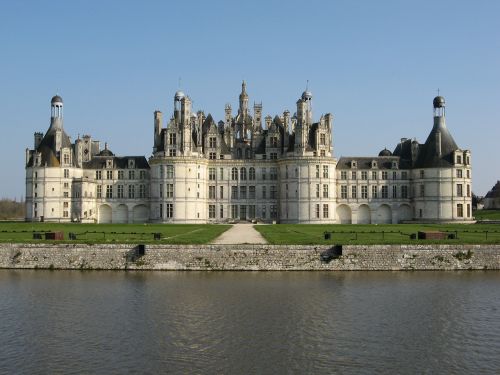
(0, 0, 499, 198)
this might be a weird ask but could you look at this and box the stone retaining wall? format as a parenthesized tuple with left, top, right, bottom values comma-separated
(0, 244, 499, 271)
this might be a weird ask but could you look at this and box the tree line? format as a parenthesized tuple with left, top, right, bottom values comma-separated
(0, 199, 25, 219)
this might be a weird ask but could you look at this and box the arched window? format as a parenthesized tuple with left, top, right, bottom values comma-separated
(231, 167, 238, 180)
(240, 167, 247, 180)
(249, 167, 255, 180)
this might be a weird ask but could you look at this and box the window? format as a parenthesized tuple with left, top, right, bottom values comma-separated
(419, 185, 425, 197)
(209, 168, 216, 180)
(457, 184, 463, 197)
(140, 170, 146, 180)
(351, 171, 356, 180)
(372, 171, 377, 180)
(323, 204, 329, 218)
(393, 171, 397, 180)
(392, 185, 397, 198)
(249, 167, 255, 180)
(166, 203, 173, 218)
(209, 205, 216, 218)
(240, 168, 247, 180)
(63, 182, 69, 189)
(340, 171, 347, 180)
(209, 152, 216, 160)
(107, 170, 113, 179)
(382, 171, 388, 180)
(106, 185, 113, 198)
(128, 185, 135, 198)
(64, 169, 69, 178)
(372, 185, 378, 198)
(401, 185, 408, 199)
(248, 205, 255, 219)
(315, 204, 320, 218)
(467, 185, 470, 197)
(118, 170, 124, 180)
(63, 201, 69, 208)
(240, 186, 247, 199)
(361, 185, 368, 199)
(457, 155, 462, 164)
(341, 185, 347, 199)
(467, 204, 471, 218)
(261, 205, 266, 219)
(323, 166, 329, 178)
(166, 184, 173, 198)
(231, 186, 238, 199)
(167, 165, 174, 179)
(457, 169, 463, 178)
(262, 186, 267, 199)
(231, 205, 238, 219)
(420, 170, 424, 179)
(270, 186, 277, 199)
(466, 156, 470, 165)
(361, 171, 368, 180)
(261, 168, 267, 180)
(219, 168, 224, 180)
(457, 204, 463, 217)
(97, 185, 102, 198)
(270, 152, 278, 160)
(209, 137, 216, 148)
(270, 205, 277, 219)
(270, 136, 278, 147)
(220, 154, 225, 160)
(62, 191, 68, 198)
(159, 184, 163, 198)
(316, 184, 320, 198)
(316, 165, 320, 178)
(323, 184, 329, 198)
(270, 168, 278, 180)
(231, 167, 238, 180)
(351, 185, 357, 199)
(139, 184, 146, 198)
(169, 133, 176, 145)
(220, 205, 224, 218)
(129, 170, 135, 180)
(466, 170, 470, 179)
(320, 150, 326, 157)
(219, 186, 224, 199)
(117, 185, 124, 198)
(401, 171, 408, 180)
(159, 204, 163, 218)
(320, 133, 326, 145)
(249, 186, 256, 199)
(169, 149, 177, 157)
(96, 170, 102, 180)
(63, 211, 69, 218)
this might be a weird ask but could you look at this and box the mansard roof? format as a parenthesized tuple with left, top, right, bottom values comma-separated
(336, 156, 403, 170)
(83, 156, 150, 169)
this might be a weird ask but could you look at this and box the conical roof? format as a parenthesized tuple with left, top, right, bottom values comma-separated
(485, 181, 500, 199)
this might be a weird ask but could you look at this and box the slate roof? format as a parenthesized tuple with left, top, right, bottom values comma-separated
(485, 181, 500, 199)
(83, 156, 150, 169)
(337, 156, 401, 170)
(414, 117, 459, 168)
(26, 125, 74, 167)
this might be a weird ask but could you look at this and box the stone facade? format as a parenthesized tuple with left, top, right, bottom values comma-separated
(1, 244, 499, 271)
(25, 86, 472, 224)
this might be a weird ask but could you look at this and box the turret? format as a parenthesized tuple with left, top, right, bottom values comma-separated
(154, 110, 162, 151)
(239, 80, 249, 116)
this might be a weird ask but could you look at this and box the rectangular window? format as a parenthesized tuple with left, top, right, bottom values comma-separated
(393, 171, 397, 180)
(117, 185, 124, 198)
(401, 171, 408, 179)
(159, 184, 163, 198)
(97, 185, 102, 198)
(140, 170, 146, 180)
(420, 170, 424, 179)
(106, 185, 112, 198)
(341, 185, 347, 199)
(63, 201, 69, 208)
(262, 186, 267, 199)
(220, 205, 224, 218)
(166, 184, 173, 198)
(270, 167, 278, 180)
(270, 205, 277, 219)
(372, 185, 378, 198)
(220, 186, 224, 199)
(467, 184, 470, 197)
(209, 137, 217, 148)
(63, 211, 69, 218)
(209, 186, 216, 199)
(323, 204, 329, 218)
(420, 185, 425, 197)
(361, 171, 368, 180)
(167, 165, 174, 179)
(323, 184, 329, 198)
(320, 134, 326, 145)
(467, 204, 471, 218)
(340, 171, 347, 180)
(248, 205, 255, 219)
(316, 165, 320, 178)
(209, 152, 216, 160)
(128, 185, 135, 198)
(169, 133, 176, 145)
(166, 203, 173, 218)
(315, 204, 320, 218)
(466, 170, 470, 179)
(361, 185, 368, 199)
(320, 150, 326, 157)
(231, 186, 238, 199)
(64, 169, 69, 178)
(270, 136, 278, 147)
(382, 171, 388, 180)
(249, 186, 256, 199)
(323, 166, 329, 178)
(457, 204, 463, 217)
(351, 185, 357, 199)
(392, 185, 397, 198)
(159, 203, 163, 218)
(209, 205, 216, 218)
(261, 205, 266, 219)
(118, 170, 124, 180)
(107, 170, 113, 179)
(96, 170, 102, 180)
(129, 170, 135, 180)
(240, 205, 247, 219)
(401, 185, 408, 199)
(381, 186, 388, 199)
(457, 184, 463, 197)
(457, 155, 462, 164)
(231, 205, 238, 219)
(139, 184, 146, 198)
(232, 168, 238, 180)
(209, 168, 216, 180)
(249, 168, 255, 180)
(351, 171, 356, 180)
(240, 186, 247, 199)
(168, 149, 176, 157)
(270, 152, 278, 160)
(372, 171, 377, 180)
(220, 168, 224, 180)
(261, 168, 267, 180)
(270, 186, 277, 199)
(457, 169, 463, 178)
(316, 184, 320, 198)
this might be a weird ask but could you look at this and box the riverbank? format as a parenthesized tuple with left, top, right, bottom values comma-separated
(1, 243, 499, 271)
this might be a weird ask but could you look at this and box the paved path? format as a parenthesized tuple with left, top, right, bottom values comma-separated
(211, 224, 268, 244)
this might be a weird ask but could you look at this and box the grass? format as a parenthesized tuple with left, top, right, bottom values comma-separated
(254, 223, 500, 245)
(474, 210, 500, 221)
(0, 222, 231, 244)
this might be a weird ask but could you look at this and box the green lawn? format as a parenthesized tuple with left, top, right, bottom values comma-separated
(0, 222, 230, 244)
(254, 223, 500, 245)
(474, 210, 500, 220)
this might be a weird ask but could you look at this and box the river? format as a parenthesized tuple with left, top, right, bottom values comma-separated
(0, 270, 498, 374)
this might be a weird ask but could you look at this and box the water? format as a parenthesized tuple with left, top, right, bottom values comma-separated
(0, 270, 499, 374)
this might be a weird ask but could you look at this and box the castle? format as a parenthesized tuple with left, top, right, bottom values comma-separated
(25, 83, 473, 224)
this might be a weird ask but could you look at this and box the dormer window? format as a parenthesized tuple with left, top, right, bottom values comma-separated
(128, 159, 135, 169)
(372, 161, 377, 168)
(456, 155, 462, 164)
(351, 160, 357, 169)
(106, 160, 113, 169)
(392, 161, 398, 169)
